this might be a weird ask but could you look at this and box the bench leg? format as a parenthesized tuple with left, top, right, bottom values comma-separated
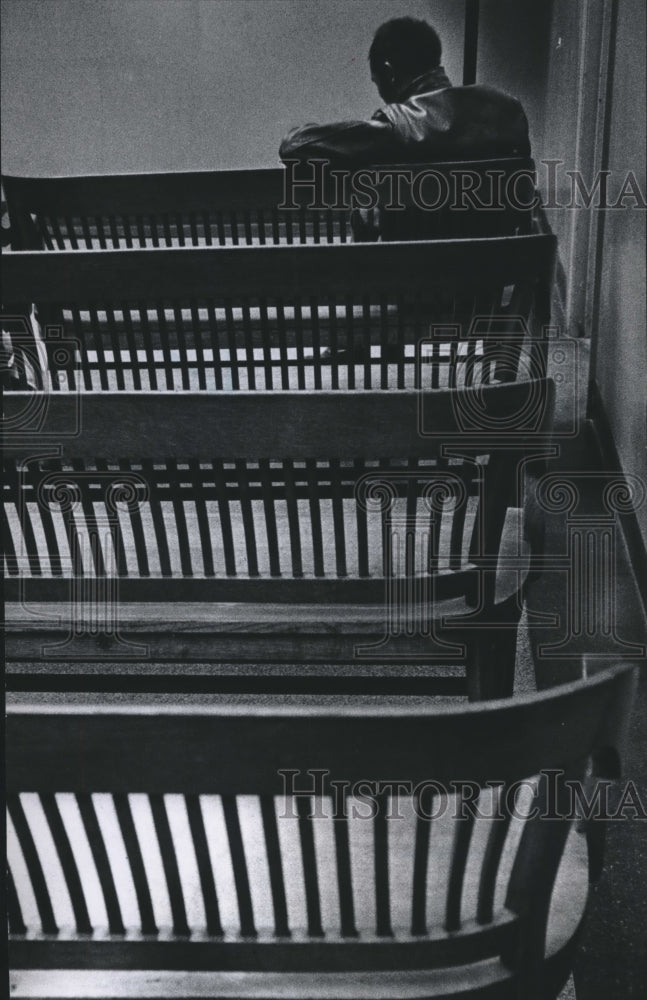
(466, 617, 520, 701)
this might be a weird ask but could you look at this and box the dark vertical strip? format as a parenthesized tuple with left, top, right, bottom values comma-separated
(260, 797, 290, 937)
(50, 216, 66, 250)
(122, 215, 134, 249)
(94, 215, 107, 250)
(189, 212, 199, 246)
(345, 293, 356, 390)
(445, 792, 476, 932)
(40, 793, 92, 934)
(63, 215, 79, 250)
(258, 297, 274, 390)
(449, 472, 468, 571)
(477, 787, 513, 925)
(213, 459, 237, 576)
(311, 208, 321, 244)
(167, 459, 193, 578)
(161, 213, 173, 247)
(135, 214, 147, 247)
(293, 297, 306, 390)
(72, 462, 107, 579)
(413, 291, 425, 391)
(97, 460, 128, 577)
(175, 213, 186, 247)
(282, 460, 304, 578)
(18, 495, 43, 577)
(332, 792, 358, 937)
(173, 304, 191, 391)
(7, 795, 58, 935)
(35, 484, 64, 577)
(259, 459, 281, 577)
(271, 208, 281, 245)
(271, 297, 290, 390)
(243, 210, 253, 245)
(379, 293, 390, 389)
(155, 302, 175, 391)
(411, 812, 432, 936)
(80, 215, 94, 250)
(88, 305, 110, 391)
(309, 295, 323, 390)
(306, 459, 325, 577)
(2, 503, 19, 576)
(105, 305, 126, 391)
(190, 300, 207, 391)
(224, 298, 241, 391)
(67, 304, 90, 392)
(142, 460, 172, 577)
(202, 210, 213, 246)
(257, 208, 267, 246)
(230, 210, 240, 246)
(149, 794, 190, 937)
(7, 866, 27, 936)
(185, 795, 223, 937)
(113, 793, 158, 935)
(330, 459, 348, 577)
(328, 294, 339, 390)
(149, 214, 160, 248)
(214, 209, 226, 246)
(587, 0, 620, 417)
(118, 460, 149, 577)
(236, 460, 260, 577)
(76, 793, 126, 935)
(396, 292, 406, 389)
(373, 793, 392, 936)
(361, 295, 372, 389)
(189, 460, 215, 577)
(121, 304, 142, 391)
(138, 302, 159, 391)
(108, 215, 121, 249)
(205, 298, 224, 391)
(463, 0, 480, 85)
(221, 796, 256, 936)
(405, 459, 419, 580)
(38, 214, 55, 250)
(296, 797, 325, 937)
(355, 459, 369, 578)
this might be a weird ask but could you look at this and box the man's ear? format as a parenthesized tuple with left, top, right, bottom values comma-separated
(382, 59, 396, 85)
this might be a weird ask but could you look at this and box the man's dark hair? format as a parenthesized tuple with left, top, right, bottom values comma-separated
(368, 17, 442, 77)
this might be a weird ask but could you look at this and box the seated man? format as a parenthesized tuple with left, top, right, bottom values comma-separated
(280, 17, 532, 241)
(279, 16, 530, 166)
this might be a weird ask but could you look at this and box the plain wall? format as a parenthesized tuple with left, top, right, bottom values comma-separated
(1, 0, 465, 175)
(593, 0, 647, 546)
(476, 0, 553, 163)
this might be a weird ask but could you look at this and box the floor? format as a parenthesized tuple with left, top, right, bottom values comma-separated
(526, 340, 647, 998)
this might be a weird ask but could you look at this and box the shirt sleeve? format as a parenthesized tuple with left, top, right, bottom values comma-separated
(279, 116, 396, 164)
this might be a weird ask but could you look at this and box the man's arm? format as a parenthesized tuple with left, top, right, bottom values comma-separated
(279, 113, 397, 165)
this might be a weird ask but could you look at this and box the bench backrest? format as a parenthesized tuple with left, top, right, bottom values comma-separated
(7, 665, 637, 997)
(3, 159, 536, 250)
(3, 236, 556, 393)
(3, 382, 554, 608)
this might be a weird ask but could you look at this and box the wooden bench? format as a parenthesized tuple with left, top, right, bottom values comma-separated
(3, 234, 555, 394)
(3, 158, 537, 250)
(6, 664, 638, 998)
(4, 380, 554, 700)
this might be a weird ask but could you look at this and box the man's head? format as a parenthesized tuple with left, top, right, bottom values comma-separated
(369, 17, 442, 103)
